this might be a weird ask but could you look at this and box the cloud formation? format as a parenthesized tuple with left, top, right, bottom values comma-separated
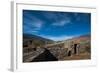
(52, 19, 71, 26)
(23, 10, 91, 41)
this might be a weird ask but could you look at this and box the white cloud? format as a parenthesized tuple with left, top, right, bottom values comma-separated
(48, 36, 74, 41)
(42, 12, 56, 20)
(52, 18, 71, 26)
(32, 21, 43, 29)
(26, 14, 43, 30)
(39, 35, 75, 41)
(74, 13, 81, 21)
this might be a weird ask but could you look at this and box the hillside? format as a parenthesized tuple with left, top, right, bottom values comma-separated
(23, 33, 54, 46)
(23, 34, 91, 62)
(23, 33, 54, 42)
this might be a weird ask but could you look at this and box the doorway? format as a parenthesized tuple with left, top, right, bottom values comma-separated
(74, 44, 77, 54)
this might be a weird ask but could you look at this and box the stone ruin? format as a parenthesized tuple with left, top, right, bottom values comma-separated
(23, 39, 89, 62)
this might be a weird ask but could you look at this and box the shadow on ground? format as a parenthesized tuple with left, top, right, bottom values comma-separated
(31, 48, 58, 62)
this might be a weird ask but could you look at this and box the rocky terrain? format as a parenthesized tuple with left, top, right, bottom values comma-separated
(23, 34, 91, 62)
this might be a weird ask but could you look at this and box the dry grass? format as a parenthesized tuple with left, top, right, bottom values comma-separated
(62, 52, 91, 60)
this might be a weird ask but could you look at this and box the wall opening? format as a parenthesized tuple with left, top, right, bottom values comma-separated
(74, 44, 77, 54)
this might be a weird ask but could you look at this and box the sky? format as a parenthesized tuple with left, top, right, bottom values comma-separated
(23, 10, 91, 41)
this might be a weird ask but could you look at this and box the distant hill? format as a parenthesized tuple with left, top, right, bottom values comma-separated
(74, 34, 90, 39)
(23, 34, 91, 62)
(23, 34, 54, 46)
(64, 34, 90, 42)
(73, 34, 90, 42)
(23, 33, 90, 42)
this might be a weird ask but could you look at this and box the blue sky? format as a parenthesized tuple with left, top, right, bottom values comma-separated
(23, 10, 91, 41)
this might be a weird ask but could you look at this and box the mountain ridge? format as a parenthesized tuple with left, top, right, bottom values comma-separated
(23, 33, 90, 42)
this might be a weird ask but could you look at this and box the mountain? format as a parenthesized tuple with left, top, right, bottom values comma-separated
(23, 34, 54, 47)
(23, 34, 91, 62)
(74, 34, 90, 40)
(63, 34, 90, 42)
(73, 34, 90, 42)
